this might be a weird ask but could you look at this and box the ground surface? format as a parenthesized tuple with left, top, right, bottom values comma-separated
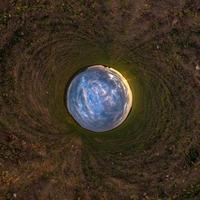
(0, 0, 200, 200)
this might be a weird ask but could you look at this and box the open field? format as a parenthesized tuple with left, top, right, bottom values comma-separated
(0, 0, 200, 199)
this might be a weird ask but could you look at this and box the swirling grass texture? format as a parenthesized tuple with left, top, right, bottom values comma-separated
(0, 1, 200, 200)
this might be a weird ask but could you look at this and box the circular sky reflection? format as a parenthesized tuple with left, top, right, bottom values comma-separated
(66, 65, 132, 132)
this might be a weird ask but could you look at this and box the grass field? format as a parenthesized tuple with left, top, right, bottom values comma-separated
(0, 0, 200, 199)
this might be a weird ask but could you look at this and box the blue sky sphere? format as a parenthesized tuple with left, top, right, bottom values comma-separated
(66, 65, 133, 132)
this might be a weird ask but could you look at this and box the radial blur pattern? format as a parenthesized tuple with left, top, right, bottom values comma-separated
(1, 1, 200, 199)
(67, 65, 132, 132)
